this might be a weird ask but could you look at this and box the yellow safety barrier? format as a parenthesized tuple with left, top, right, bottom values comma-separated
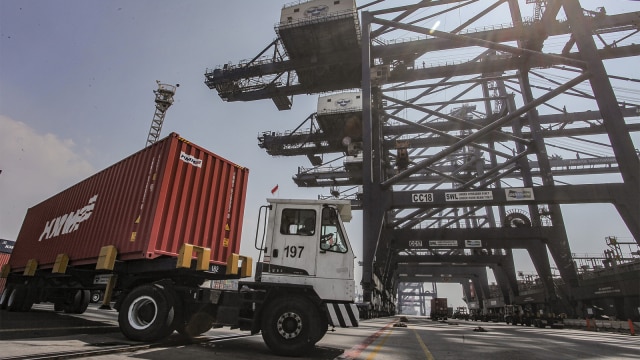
(177, 244, 211, 271)
(226, 253, 253, 278)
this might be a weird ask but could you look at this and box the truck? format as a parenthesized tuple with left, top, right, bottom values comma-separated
(0, 133, 359, 356)
(453, 306, 469, 320)
(504, 304, 565, 329)
(430, 298, 448, 320)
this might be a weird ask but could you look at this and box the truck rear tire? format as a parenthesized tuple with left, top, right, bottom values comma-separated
(118, 284, 175, 342)
(64, 290, 90, 314)
(175, 311, 215, 338)
(91, 290, 103, 303)
(7, 286, 33, 312)
(261, 295, 321, 356)
(0, 286, 13, 310)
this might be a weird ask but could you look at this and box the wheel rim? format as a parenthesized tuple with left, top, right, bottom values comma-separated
(276, 311, 303, 339)
(0, 288, 10, 306)
(128, 295, 158, 330)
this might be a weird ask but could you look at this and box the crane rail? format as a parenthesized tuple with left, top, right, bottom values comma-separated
(1, 333, 256, 360)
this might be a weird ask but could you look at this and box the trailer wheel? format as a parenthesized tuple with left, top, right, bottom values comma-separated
(7, 286, 31, 312)
(0, 286, 14, 310)
(64, 290, 90, 314)
(261, 295, 321, 356)
(175, 311, 215, 338)
(91, 290, 103, 303)
(118, 284, 174, 342)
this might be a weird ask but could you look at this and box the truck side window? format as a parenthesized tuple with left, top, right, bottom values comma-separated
(319, 207, 348, 253)
(280, 208, 316, 236)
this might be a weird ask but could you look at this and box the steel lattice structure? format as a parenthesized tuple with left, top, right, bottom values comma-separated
(206, 0, 640, 318)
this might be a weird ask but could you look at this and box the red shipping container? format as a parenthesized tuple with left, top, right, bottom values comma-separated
(430, 298, 448, 311)
(0, 250, 10, 294)
(9, 133, 249, 271)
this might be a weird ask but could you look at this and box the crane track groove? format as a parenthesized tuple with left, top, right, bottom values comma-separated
(1, 333, 256, 360)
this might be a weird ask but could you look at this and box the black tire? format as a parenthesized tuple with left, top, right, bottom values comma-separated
(0, 286, 14, 310)
(20, 286, 36, 311)
(315, 318, 328, 343)
(175, 311, 215, 338)
(64, 290, 90, 314)
(260, 295, 321, 357)
(118, 284, 175, 342)
(7, 286, 27, 312)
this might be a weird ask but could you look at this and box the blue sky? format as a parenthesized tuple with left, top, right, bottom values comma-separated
(1, 0, 638, 308)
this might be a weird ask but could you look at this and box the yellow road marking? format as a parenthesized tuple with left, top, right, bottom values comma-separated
(413, 329, 435, 360)
(365, 327, 394, 360)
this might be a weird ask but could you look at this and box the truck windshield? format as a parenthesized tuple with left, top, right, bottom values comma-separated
(320, 207, 348, 253)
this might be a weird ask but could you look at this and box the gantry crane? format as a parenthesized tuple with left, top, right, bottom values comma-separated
(205, 0, 640, 320)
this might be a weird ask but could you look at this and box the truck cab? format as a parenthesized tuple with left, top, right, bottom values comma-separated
(256, 198, 356, 303)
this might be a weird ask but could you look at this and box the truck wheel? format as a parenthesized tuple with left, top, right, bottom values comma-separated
(176, 311, 215, 338)
(315, 319, 328, 343)
(91, 290, 103, 303)
(261, 295, 321, 356)
(64, 290, 90, 314)
(0, 286, 13, 310)
(118, 284, 175, 342)
(7, 286, 33, 312)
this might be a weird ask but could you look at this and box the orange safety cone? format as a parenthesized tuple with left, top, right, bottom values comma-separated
(629, 319, 636, 336)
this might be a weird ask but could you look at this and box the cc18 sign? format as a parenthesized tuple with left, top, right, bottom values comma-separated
(412, 193, 434, 202)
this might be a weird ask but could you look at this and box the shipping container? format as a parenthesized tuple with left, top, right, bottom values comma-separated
(276, 0, 361, 90)
(430, 297, 449, 320)
(279, 0, 356, 25)
(0, 240, 13, 294)
(8, 133, 249, 272)
(317, 91, 362, 115)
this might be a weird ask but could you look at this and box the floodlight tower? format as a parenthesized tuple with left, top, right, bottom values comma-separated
(145, 81, 179, 147)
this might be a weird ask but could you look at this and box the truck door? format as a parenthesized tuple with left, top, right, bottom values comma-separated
(314, 206, 354, 281)
(263, 204, 317, 276)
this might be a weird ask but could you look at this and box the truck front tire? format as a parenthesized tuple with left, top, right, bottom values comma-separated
(118, 284, 175, 342)
(261, 295, 322, 357)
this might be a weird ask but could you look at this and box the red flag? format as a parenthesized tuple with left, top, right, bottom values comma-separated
(270, 184, 279, 194)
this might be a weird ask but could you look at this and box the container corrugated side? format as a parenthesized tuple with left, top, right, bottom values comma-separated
(0, 252, 9, 293)
(9, 133, 248, 271)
